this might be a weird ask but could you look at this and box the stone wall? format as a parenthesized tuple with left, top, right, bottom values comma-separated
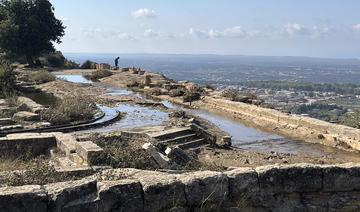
(2, 163, 360, 211)
(203, 96, 360, 152)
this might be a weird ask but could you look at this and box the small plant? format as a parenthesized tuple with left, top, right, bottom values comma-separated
(40, 94, 97, 125)
(183, 85, 204, 102)
(29, 70, 56, 83)
(84, 69, 113, 81)
(80, 60, 96, 69)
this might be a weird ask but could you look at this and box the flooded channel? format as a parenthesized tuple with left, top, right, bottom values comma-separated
(56, 74, 360, 158)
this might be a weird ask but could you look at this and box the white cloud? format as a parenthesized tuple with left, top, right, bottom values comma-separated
(189, 28, 210, 39)
(117, 33, 135, 40)
(284, 24, 310, 36)
(132, 8, 157, 18)
(189, 26, 249, 39)
(81, 28, 135, 40)
(352, 24, 360, 31)
(144, 29, 160, 38)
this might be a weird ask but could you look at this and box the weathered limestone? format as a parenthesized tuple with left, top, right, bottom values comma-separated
(0, 185, 48, 212)
(75, 141, 104, 166)
(46, 177, 97, 212)
(0, 118, 14, 126)
(96, 63, 111, 70)
(165, 146, 193, 165)
(12, 111, 39, 122)
(97, 179, 143, 212)
(54, 133, 78, 155)
(179, 171, 229, 206)
(3, 163, 360, 211)
(17, 96, 44, 113)
(0, 133, 57, 156)
(142, 143, 172, 169)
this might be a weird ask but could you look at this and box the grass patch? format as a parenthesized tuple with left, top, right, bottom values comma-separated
(29, 70, 56, 84)
(84, 69, 113, 81)
(90, 134, 157, 170)
(40, 94, 97, 125)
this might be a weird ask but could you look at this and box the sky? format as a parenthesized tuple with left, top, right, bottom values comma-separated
(51, 0, 360, 58)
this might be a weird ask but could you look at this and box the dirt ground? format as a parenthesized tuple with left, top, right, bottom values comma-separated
(43, 69, 360, 167)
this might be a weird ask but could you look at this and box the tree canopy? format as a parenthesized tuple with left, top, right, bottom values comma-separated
(0, 0, 65, 66)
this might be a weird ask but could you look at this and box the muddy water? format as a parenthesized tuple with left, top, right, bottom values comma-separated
(57, 74, 360, 158)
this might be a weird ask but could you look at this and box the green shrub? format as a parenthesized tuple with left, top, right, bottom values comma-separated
(84, 69, 113, 81)
(0, 59, 17, 98)
(29, 70, 56, 83)
(40, 94, 97, 125)
(183, 85, 203, 102)
(39, 51, 79, 69)
(81, 60, 97, 69)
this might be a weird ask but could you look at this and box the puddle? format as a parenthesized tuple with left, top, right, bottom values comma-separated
(88, 104, 169, 133)
(56, 74, 93, 84)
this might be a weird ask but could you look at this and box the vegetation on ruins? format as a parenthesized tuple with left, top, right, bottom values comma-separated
(80, 60, 97, 69)
(28, 70, 56, 83)
(183, 85, 204, 102)
(40, 94, 97, 125)
(0, 0, 65, 66)
(0, 58, 16, 98)
(84, 69, 113, 81)
(38, 51, 79, 69)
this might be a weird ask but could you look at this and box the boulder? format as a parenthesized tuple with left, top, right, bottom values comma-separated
(12, 111, 39, 122)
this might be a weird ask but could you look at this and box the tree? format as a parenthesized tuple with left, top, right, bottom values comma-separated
(0, 0, 65, 66)
(0, 58, 16, 98)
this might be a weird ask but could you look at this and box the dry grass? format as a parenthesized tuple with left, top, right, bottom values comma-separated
(29, 70, 56, 84)
(40, 94, 97, 125)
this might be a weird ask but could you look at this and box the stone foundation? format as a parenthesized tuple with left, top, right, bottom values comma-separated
(203, 96, 360, 152)
(2, 163, 360, 211)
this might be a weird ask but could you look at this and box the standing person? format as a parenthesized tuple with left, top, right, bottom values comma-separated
(114, 56, 120, 68)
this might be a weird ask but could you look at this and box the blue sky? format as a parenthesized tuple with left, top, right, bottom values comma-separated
(51, 0, 360, 58)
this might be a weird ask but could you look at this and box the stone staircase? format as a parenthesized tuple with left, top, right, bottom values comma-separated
(0, 118, 23, 132)
(148, 127, 208, 150)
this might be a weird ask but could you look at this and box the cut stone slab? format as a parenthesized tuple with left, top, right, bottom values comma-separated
(142, 143, 172, 169)
(75, 141, 104, 166)
(12, 111, 39, 122)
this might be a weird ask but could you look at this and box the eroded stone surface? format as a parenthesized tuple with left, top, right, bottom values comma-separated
(12, 111, 39, 122)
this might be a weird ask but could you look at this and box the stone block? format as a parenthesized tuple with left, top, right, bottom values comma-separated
(256, 163, 322, 194)
(226, 167, 259, 197)
(76, 141, 104, 165)
(54, 133, 77, 155)
(165, 146, 193, 165)
(97, 179, 143, 212)
(179, 171, 229, 206)
(139, 173, 187, 211)
(46, 177, 97, 212)
(12, 111, 39, 122)
(142, 143, 172, 169)
(0, 185, 48, 212)
(323, 163, 360, 192)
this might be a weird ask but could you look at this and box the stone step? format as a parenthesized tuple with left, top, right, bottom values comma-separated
(53, 156, 84, 169)
(149, 127, 192, 141)
(12, 111, 39, 122)
(0, 124, 23, 131)
(76, 135, 90, 142)
(0, 118, 14, 126)
(160, 133, 198, 145)
(75, 141, 104, 166)
(68, 153, 86, 166)
(178, 138, 208, 150)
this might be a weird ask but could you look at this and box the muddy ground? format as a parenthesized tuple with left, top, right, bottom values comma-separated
(34, 68, 360, 168)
